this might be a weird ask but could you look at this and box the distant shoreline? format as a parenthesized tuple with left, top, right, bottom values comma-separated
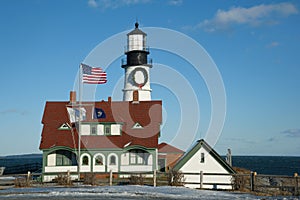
(0, 154, 42, 159)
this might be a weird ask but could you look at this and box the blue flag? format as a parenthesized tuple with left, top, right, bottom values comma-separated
(94, 108, 106, 119)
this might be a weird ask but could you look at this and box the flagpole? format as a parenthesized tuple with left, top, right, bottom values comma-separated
(78, 64, 83, 181)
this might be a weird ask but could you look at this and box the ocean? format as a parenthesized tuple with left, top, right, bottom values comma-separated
(0, 154, 299, 176)
(232, 156, 300, 176)
(0, 154, 42, 175)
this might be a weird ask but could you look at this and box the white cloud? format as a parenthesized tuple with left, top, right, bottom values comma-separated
(88, 0, 98, 8)
(168, 0, 183, 6)
(87, 0, 152, 9)
(266, 41, 280, 48)
(281, 129, 300, 137)
(224, 137, 256, 144)
(198, 3, 298, 32)
(0, 109, 29, 116)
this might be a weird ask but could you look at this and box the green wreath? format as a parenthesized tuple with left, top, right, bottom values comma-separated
(132, 67, 148, 88)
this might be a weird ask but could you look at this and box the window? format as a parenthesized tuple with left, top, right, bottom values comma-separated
(110, 155, 116, 165)
(130, 153, 137, 164)
(133, 90, 139, 101)
(95, 155, 103, 165)
(111, 124, 121, 135)
(91, 125, 97, 135)
(137, 153, 144, 164)
(85, 123, 122, 136)
(200, 153, 205, 163)
(56, 153, 69, 166)
(81, 124, 90, 135)
(130, 150, 148, 165)
(132, 122, 143, 129)
(58, 123, 71, 130)
(105, 125, 111, 135)
(82, 156, 89, 166)
(98, 124, 104, 135)
(56, 150, 77, 166)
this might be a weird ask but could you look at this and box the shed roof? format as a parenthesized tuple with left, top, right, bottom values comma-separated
(158, 143, 184, 153)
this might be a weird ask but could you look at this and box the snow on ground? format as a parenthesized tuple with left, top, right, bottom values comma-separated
(0, 185, 298, 200)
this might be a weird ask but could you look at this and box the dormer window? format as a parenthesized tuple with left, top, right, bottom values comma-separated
(132, 122, 143, 129)
(58, 123, 71, 130)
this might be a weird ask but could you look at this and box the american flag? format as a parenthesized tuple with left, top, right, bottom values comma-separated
(81, 63, 107, 84)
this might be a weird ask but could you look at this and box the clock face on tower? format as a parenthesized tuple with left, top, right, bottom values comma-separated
(131, 67, 148, 88)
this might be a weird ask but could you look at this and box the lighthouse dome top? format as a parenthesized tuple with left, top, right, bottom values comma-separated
(127, 22, 147, 36)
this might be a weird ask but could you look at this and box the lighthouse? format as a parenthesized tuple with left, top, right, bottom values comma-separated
(122, 22, 152, 101)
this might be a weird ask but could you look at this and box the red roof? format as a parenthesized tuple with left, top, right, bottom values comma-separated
(158, 143, 184, 153)
(39, 100, 162, 150)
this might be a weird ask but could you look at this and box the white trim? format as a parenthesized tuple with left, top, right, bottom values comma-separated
(45, 166, 77, 173)
(107, 153, 118, 172)
(93, 153, 105, 172)
(120, 165, 152, 172)
(80, 153, 91, 172)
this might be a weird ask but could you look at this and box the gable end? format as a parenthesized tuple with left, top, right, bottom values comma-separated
(173, 139, 235, 174)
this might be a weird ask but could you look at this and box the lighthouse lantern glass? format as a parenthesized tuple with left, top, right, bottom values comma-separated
(128, 34, 146, 51)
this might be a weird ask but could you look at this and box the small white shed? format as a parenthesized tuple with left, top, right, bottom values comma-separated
(173, 139, 235, 190)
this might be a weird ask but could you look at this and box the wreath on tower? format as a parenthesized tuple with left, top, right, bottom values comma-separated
(131, 67, 148, 88)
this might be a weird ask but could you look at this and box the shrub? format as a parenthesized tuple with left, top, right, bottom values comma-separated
(15, 177, 30, 187)
(130, 174, 144, 185)
(83, 173, 97, 185)
(168, 169, 185, 186)
(55, 173, 72, 186)
(232, 174, 249, 191)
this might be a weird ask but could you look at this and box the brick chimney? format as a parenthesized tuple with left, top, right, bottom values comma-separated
(70, 91, 76, 104)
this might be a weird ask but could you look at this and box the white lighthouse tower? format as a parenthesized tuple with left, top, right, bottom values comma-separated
(122, 22, 152, 101)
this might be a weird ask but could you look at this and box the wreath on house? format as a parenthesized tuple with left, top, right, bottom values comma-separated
(132, 67, 148, 88)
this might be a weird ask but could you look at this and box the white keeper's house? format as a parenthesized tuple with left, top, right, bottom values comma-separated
(39, 22, 235, 189)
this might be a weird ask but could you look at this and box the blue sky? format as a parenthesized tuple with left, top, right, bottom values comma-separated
(0, 0, 299, 156)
